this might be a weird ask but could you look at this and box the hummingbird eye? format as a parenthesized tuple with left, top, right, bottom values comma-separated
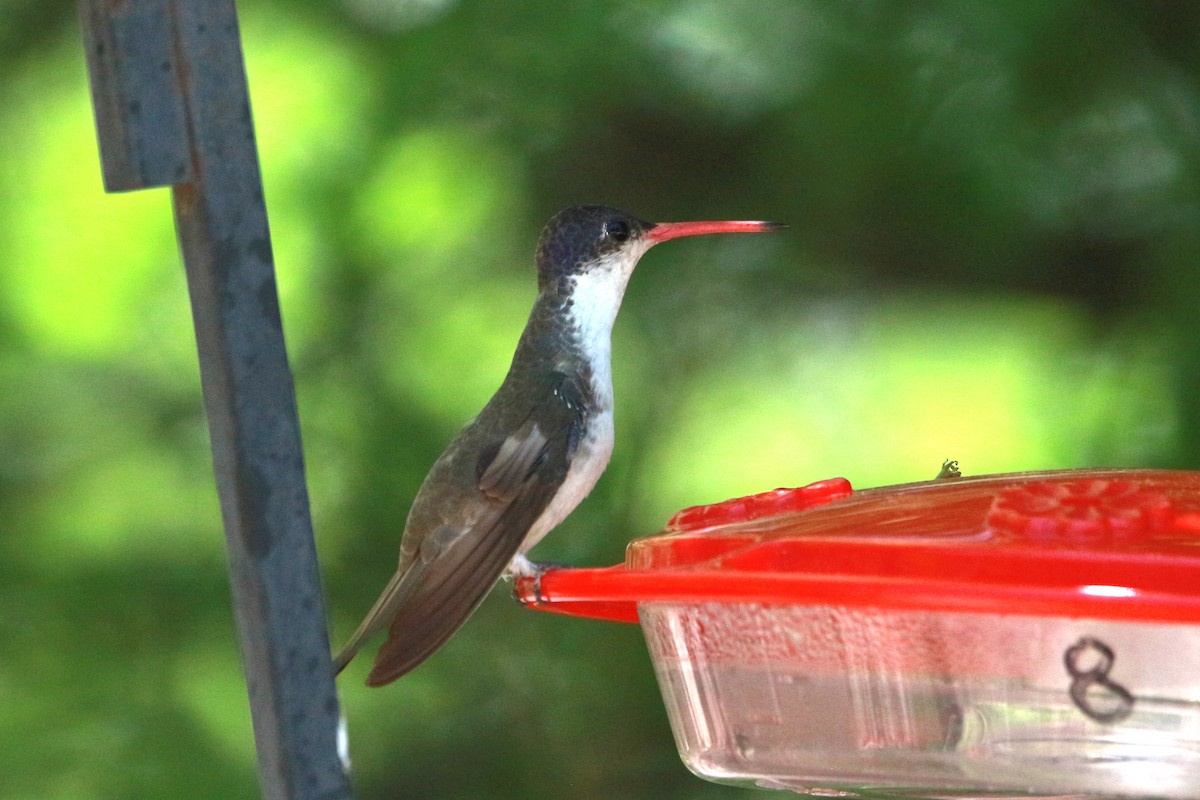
(603, 220, 630, 243)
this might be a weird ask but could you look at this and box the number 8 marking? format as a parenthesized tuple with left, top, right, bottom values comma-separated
(1063, 637, 1135, 724)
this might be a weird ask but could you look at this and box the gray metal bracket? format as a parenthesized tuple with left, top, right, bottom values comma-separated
(78, 2, 352, 798)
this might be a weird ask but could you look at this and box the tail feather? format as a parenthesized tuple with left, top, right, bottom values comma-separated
(331, 567, 421, 675)
(364, 514, 521, 686)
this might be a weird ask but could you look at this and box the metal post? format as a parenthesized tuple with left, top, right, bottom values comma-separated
(78, 3, 352, 798)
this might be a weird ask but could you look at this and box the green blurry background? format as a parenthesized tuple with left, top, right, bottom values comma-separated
(2, 1, 1198, 798)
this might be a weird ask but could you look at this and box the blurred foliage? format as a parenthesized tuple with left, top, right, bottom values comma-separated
(1, 0, 1198, 798)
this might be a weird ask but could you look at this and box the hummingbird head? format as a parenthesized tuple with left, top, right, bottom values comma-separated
(529, 205, 783, 366)
(535, 205, 783, 296)
(535, 205, 655, 294)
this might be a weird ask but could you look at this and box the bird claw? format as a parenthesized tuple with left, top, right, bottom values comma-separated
(506, 555, 570, 605)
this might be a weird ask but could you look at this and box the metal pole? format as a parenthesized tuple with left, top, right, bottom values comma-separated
(78, 3, 351, 798)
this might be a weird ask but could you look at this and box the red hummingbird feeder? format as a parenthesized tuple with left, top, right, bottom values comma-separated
(516, 469, 1200, 798)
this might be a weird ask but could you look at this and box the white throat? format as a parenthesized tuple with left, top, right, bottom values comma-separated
(559, 242, 652, 403)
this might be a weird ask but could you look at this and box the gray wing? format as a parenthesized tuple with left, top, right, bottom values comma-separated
(335, 374, 586, 686)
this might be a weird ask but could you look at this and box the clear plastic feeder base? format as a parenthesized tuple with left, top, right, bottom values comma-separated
(643, 602, 1200, 798)
(517, 470, 1200, 798)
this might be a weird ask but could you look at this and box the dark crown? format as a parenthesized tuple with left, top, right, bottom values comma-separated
(535, 205, 653, 290)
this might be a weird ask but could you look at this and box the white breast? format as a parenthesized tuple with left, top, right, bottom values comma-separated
(518, 408, 613, 553)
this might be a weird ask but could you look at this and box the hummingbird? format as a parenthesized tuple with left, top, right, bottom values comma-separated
(333, 205, 782, 686)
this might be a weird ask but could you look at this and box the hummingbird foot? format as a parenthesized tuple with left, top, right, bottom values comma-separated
(505, 554, 570, 605)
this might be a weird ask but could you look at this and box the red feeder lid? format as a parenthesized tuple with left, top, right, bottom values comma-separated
(516, 469, 1200, 625)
